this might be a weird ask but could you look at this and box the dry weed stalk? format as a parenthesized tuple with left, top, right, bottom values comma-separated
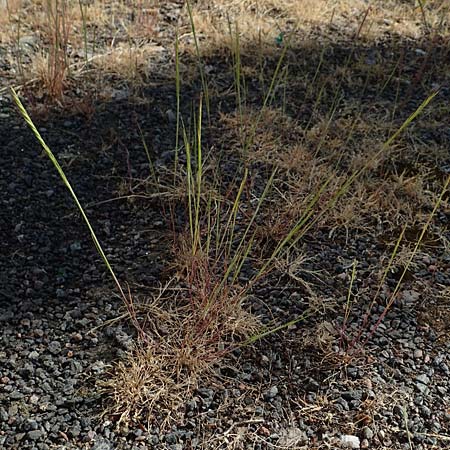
(42, 0, 72, 100)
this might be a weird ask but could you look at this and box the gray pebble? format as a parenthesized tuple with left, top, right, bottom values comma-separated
(29, 350, 40, 360)
(416, 374, 430, 385)
(264, 386, 278, 400)
(165, 432, 178, 444)
(0, 407, 8, 421)
(10, 390, 24, 400)
(420, 405, 431, 418)
(416, 383, 429, 394)
(15, 433, 26, 442)
(197, 388, 214, 398)
(26, 419, 39, 430)
(342, 390, 363, 401)
(48, 340, 61, 355)
(340, 434, 360, 449)
(91, 438, 112, 450)
(27, 429, 43, 440)
(362, 426, 374, 440)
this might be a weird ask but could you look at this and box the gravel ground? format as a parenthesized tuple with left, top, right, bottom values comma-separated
(1, 3, 450, 449)
(0, 94, 449, 449)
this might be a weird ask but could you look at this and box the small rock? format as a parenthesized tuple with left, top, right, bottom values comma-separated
(165, 432, 177, 444)
(362, 427, 374, 440)
(264, 386, 278, 400)
(340, 435, 360, 449)
(25, 419, 39, 430)
(84, 430, 96, 442)
(10, 390, 24, 400)
(114, 329, 134, 351)
(72, 333, 83, 342)
(90, 360, 106, 374)
(8, 403, 18, 416)
(342, 390, 363, 401)
(335, 398, 349, 411)
(48, 341, 61, 355)
(19, 35, 39, 48)
(420, 405, 431, 418)
(27, 430, 43, 440)
(305, 379, 320, 392)
(416, 374, 430, 393)
(29, 350, 39, 360)
(278, 427, 308, 446)
(0, 407, 8, 421)
(414, 349, 423, 359)
(21, 318, 31, 327)
(166, 109, 176, 123)
(416, 374, 430, 384)
(15, 433, 26, 442)
(70, 424, 81, 437)
(401, 290, 420, 305)
(91, 439, 112, 450)
(111, 88, 129, 101)
(185, 399, 197, 411)
(258, 426, 270, 437)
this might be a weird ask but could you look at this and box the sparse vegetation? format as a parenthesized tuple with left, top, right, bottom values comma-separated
(3, 0, 450, 448)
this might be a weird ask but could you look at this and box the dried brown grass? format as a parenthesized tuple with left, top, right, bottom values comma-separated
(182, 0, 450, 57)
(218, 105, 437, 240)
(3, 0, 449, 97)
(99, 279, 260, 428)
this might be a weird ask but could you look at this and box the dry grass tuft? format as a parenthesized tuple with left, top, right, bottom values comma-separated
(99, 284, 260, 428)
(182, 0, 450, 58)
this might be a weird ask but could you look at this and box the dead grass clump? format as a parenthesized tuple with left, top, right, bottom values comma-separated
(219, 108, 379, 234)
(99, 289, 259, 428)
(2, 0, 167, 100)
(218, 100, 441, 239)
(102, 344, 186, 429)
(178, 0, 335, 58)
(219, 108, 301, 161)
(91, 42, 166, 85)
(181, 0, 450, 60)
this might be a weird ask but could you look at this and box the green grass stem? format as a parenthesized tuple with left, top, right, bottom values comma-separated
(11, 88, 127, 303)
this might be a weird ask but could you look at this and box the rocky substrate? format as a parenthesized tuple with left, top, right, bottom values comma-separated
(1, 7, 450, 447)
(0, 101, 449, 449)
